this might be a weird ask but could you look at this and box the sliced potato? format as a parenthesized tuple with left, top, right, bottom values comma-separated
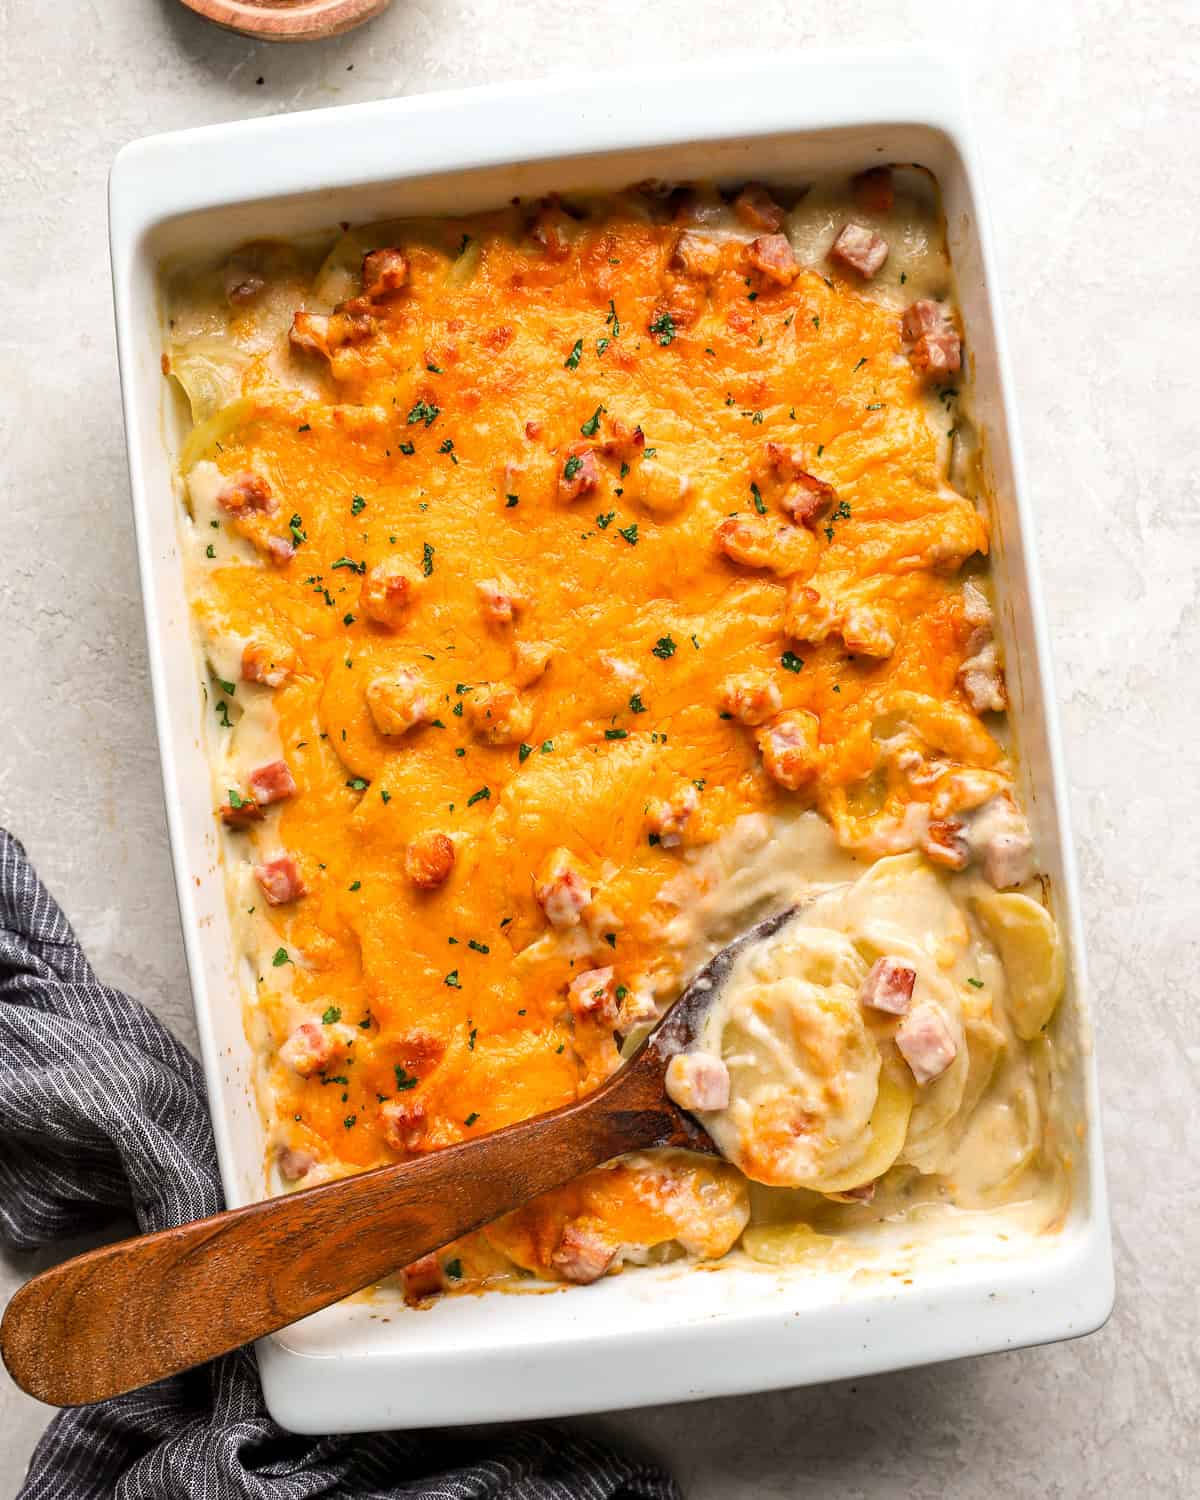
(811, 1063, 914, 1194)
(975, 892, 1065, 1040)
(742, 1222, 833, 1265)
(180, 397, 256, 473)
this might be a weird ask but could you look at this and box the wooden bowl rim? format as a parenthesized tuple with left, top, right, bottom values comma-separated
(177, 0, 390, 42)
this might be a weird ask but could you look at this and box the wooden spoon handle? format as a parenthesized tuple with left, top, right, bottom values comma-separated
(1, 1062, 685, 1407)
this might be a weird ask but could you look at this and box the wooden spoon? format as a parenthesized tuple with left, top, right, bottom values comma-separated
(0, 909, 794, 1408)
(177, 0, 391, 43)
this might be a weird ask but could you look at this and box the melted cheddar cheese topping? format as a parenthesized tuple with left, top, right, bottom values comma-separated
(167, 173, 1057, 1296)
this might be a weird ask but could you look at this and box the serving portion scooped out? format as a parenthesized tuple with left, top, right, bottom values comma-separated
(152, 165, 1068, 1299)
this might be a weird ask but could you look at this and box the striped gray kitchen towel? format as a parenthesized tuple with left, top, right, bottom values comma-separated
(0, 830, 678, 1500)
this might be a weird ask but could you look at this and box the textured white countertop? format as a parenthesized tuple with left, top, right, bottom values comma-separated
(2, 0, 1197, 1492)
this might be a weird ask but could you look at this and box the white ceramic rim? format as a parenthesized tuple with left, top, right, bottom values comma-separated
(109, 50, 1113, 1434)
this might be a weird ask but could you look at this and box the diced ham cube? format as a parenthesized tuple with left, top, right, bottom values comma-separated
(405, 831, 455, 890)
(513, 639, 554, 687)
(558, 445, 600, 503)
(841, 604, 898, 660)
(616, 988, 659, 1033)
(671, 230, 721, 279)
(279, 1022, 342, 1079)
(534, 848, 593, 928)
(665, 1051, 731, 1112)
(402, 1252, 444, 1301)
(981, 823, 1035, 891)
(829, 222, 889, 280)
(530, 201, 572, 261)
(360, 559, 421, 629)
(464, 682, 533, 745)
(903, 300, 962, 379)
(718, 670, 782, 726)
(219, 796, 264, 828)
(217, 470, 275, 516)
(923, 817, 970, 871)
(757, 709, 822, 791)
(524, 420, 543, 440)
(961, 580, 994, 630)
(366, 668, 432, 737)
(859, 956, 916, 1015)
(958, 640, 1007, 714)
(266, 535, 294, 566)
(248, 760, 297, 806)
(254, 855, 305, 907)
(380, 1096, 427, 1153)
(476, 574, 525, 626)
(910, 329, 962, 379)
(361, 247, 409, 299)
(781, 471, 835, 527)
(551, 1222, 617, 1285)
(277, 1146, 315, 1183)
(645, 783, 700, 849)
(733, 183, 785, 232)
(289, 308, 373, 358)
(289, 311, 330, 354)
(598, 416, 645, 460)
(896, 1003, 958, 1085)
(784, 581, 839, 644)
(852, 166, 894, 215)
(714, 516, 816, 577)
(567, 966, 618, 1025)
(747, 233, 799, 285)
(241, 639, 295, 688)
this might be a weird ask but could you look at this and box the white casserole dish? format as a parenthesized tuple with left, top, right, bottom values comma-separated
(108, 52, 1113, 1434)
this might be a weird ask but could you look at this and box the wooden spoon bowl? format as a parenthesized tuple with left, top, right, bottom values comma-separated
(0, 908, 795, 1408)
(178, 0, 391, 43)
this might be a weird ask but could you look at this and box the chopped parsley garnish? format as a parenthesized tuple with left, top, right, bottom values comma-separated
(298, 423, 311, 432)
(444, 970, 462, 988)
(606, 299, 620, 338)
(399, 440, 415, 455)
(464, 1112, 479, 1127)
(648, 311, 676, 345)
(563, 455, 583, 481)
(540, 739, 554, 754)
(505, 493, 520, 508)
(205, 543, 215, 559)
(289, 514, 307, 546)
(750, 482, 766, 515)
(394, 1065, 418, 1091)
(604, 932, 617, 948)
(781, 651, 804, 673)
(652, 635, 677, 659)
(350, 495, 366, 515)
(967, 977, 985, 989)
(605, 728, 628, 740)
(227, 788, 246, 808)
(466, 786, 490, 806)
(346, 777, 369, 792)
(596, 511, 615, 530)
(343, 612, 356, 625)
(348, 880, 361, 891)
(854, 357, 868, 371)
(272, 948, 290, 967)
(468, 1027, 477, 1051)
(629, 692, 646, 714)
(564, 338, 583, 370)
(215, 701, 232, 728)
(648, 832, 662, 846)
(866, 402, 884, 412)
(445, 1257, 464, 1278)
(468, 939, 489, 954)
(426, 362, 443, 374)
(618, 522, 639, 546)
(407, 399, 440, 427)
(331, 556, 365, 574)
(380, 789, 391, 804)
(518, 742, 533, 763)
(343, 1115, 357, 1129)
(421, 542, 435, 576)
(580, 405, 605, 437)
(322, 1005, 342, 1024)
(597, 336, 610, 356)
